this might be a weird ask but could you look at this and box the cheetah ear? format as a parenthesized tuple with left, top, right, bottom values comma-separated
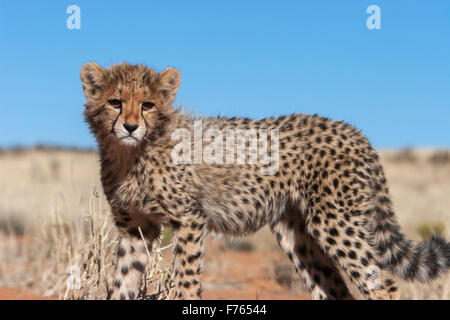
(158, 67, 181, 105)
(80, 62, 107, 100)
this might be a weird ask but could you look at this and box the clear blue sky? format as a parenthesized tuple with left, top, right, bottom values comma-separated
(0, 1, 449, 149)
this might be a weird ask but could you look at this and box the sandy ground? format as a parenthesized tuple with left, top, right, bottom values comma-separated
(0, 288, 54, 300)
(202, 240, 310, 300)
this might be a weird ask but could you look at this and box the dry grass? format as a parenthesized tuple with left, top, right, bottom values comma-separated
(0, 147, 449, 299)
(0, 148, 174, 299)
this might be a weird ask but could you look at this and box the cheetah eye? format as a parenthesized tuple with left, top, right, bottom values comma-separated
(108, 99, 122, 109)
(142, 101, 155, 111)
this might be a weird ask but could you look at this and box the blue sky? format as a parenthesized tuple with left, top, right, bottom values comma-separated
(0, 1, 449, 149)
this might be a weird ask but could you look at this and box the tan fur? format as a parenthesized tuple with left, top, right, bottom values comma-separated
(80, 62, 448, 300)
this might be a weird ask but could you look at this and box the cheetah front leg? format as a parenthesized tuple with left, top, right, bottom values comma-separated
(108, 222, 160, 300)
(172, 214, 207, 300)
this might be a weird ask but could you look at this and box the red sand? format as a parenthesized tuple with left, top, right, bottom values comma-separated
(0, 288, 55, 300)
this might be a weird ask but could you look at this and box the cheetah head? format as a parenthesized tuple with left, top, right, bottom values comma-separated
(80, 62, 181, 147)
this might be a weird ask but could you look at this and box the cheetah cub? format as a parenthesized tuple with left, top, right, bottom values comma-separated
(81, 62, 450, 300)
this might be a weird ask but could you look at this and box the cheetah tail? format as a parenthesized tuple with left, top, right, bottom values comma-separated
(366, 197, 450, 283)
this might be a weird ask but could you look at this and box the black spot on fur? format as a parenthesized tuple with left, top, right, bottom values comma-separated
(132, 260, 145, 273)
(117, 246, 126, 257)
(121, 266, 129, 275)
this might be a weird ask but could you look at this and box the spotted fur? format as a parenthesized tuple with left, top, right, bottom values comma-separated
(81, 62, 450, 300)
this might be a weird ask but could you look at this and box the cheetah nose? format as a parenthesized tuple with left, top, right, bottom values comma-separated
(124, 123, 138, 133)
